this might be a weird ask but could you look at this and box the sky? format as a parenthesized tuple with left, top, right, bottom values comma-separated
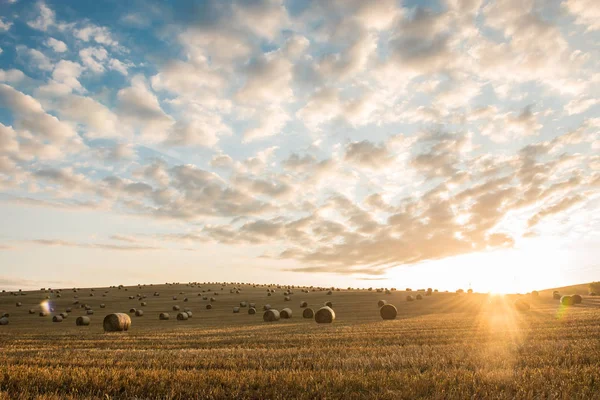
(0, 0, 598, 293)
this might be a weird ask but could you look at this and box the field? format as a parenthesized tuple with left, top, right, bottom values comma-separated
(1, 283, 599, 399)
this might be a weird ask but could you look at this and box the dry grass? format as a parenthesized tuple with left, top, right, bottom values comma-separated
(1, 284, 600, 399)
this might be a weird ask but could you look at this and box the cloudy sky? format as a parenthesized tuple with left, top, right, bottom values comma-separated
(0, 0, 598, 292)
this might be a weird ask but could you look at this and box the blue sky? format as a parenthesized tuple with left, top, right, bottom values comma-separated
(0, 0, 598, 292)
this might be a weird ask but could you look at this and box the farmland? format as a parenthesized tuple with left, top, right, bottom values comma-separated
(1, 283, 599, 399)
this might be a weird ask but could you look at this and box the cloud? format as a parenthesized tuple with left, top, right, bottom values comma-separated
(26, 239, 162, 251)
(45, 38, 67, 52)
(563, 0, 600, 31)
(0, 17, 12, 32)
(0, 69, 25, 83)
(74, 24, 118, 47)
(27, 2, 55, 31)
(344, 140, 394, 169)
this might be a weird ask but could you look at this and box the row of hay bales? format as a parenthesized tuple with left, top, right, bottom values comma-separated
(262, 306, 335, 323)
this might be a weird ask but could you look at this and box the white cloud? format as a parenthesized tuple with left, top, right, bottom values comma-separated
(45, 38, 67, 53)
(0, 17, 12, 32)
(17, 46, 53, 71)
(74, 25, 118, 47)
(564, 0, 600, 31)
(0, 69, 25, 83)
(79, 47, 108, 73)
(108, 59, 129, 75)
(27, 2, 55, 31)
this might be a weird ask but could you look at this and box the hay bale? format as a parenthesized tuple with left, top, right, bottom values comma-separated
(303, 308, 314, 318)
(60, 312, 68, 318)
(103, 313, 131, 332)
(184, 298, 188, 302)
(66, 307, 72, 312)
(39, 311, 48, 317)
(249, 303, 256, 308)
(377, 300, 387, 308)
(531, 290, 539, 298)
(263, 304, 271, 311)
(0, 317, 8, 325)
(159, 313, 170, 320)
(233, 307, 240, 313)
(263, 309, 280, 322)
(87, 310, 94, 315)
(177, 312, 188, 321)
(240, 302, 247, 307)
(29, 309, 36, 314)
(16, 302, 22, 307)
(76, 316, 90, 326)
(300, 301, 308, 308)
(560, 295, 574, 306)
(284, 296, 291, 301)
(135, 309, 144, 317)
(173, 305, 180, 311)
(514, 299, 530, 311)
(553, 292, 561, 300)
(280, 308, 292, 319)
(129, 308, 137, 313)
(141, 302, 147, 307)
(185, 311, 193, 318)
(380, 304, 397, 320)
(206, 304, 212, 310)
(572, 294, 583, 304)
(406, 295, 414, 302)
(248, 307, 256, 315)
(52, 315, 63, 323)
(267, 292, 272, 296)
(416, 294, 423, 300)
(325, 301, 333, 308)
(100, 304, 105, 308)
(327, 290, 332, 295)
(315, 306, 335, 323)
(210, 297, 216, 302)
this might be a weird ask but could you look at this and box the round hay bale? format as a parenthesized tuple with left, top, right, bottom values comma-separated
(29, 309, 36, 314)
(99, 304, 105, 308)
(177, 312, 188, 321)
(327, 290, 332, 295)
(249, 303, 256, 308)
(248, 307, 256, 315)
(86, 310, 94, 315)
(240, 302, 247, 307)
(267, 292, 272, 296)
(233, 307, 240, 313)
(325, 301, 333, 308)
(39, 311, 48, 317)
(184, 298, 188, 302)
(185, 311, 192, 318)
(380, 304, 397, 320)
(263, 309, 280, 322)
(129, 308, 137, 313)
(377, 300, 387, 308)
(553, 292, 561, 300)
(16, 302, 22, 307)
(589, 292, 597, 296)
(205, 304, 212, 310)
(210, 297, 216, 302)
(141, 302, 147, 307)
(66, 307, 72, 313)
(173, 305, 180, 311)
(52, 315, 63, 323)
(303, 308, 314, 318)
(263, 304, 271, 311)
(315, 306, 335, 323)
(300, 301, 308, 308)
(284, 296, 291, 301)
(572, 294, 582, 304)
(280, 308, 292, 319)
(60, 312, 68, 318)
(514, 299, 530, 311)
(406, 295, 414, 302)
(135, 309, 144, 317)
(0, 317, 8, 325)
(103, 313, 131, 332)
(531, 290, 539, 298)
(159, 312, 170, 320)
(416, 294, 423, 300)
(560, 295, 574, 306)
(76, 316, 90, 326)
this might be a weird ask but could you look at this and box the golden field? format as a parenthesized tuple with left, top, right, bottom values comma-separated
(1, 283, 599, 399)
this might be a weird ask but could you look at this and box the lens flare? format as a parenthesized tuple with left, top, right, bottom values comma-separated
(40, 300, 51, 314)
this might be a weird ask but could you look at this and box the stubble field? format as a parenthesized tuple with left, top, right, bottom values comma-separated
(1, 283, 599, 399)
